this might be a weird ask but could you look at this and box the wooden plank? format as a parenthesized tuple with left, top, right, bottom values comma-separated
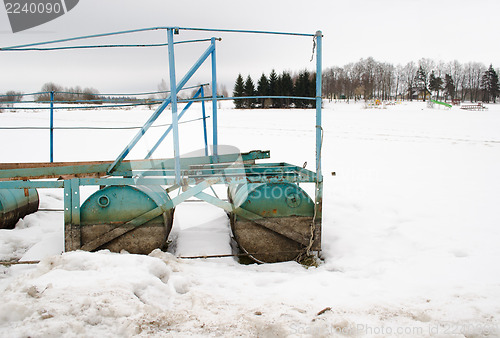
(0, 150, 271, 181)
(0, 159, 118, 170)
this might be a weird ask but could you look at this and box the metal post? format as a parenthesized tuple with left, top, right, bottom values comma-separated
(200, 85, 209, 156)
(210, 37, 218, 157)
(50, 91, 54, 163)
(314, 30, 323, 226)
(315, 31, 323, 181)
(167, 28, 182, 185)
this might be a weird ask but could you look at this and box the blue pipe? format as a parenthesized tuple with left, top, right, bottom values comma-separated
(200, 86, 209, 156)
(211, 38, 218, 156)
(315, 31, 323, 181)
(2, 38, 216, 51)
(6, 95, 315, 111)
(167, 28, 182, 185)
(314, 30, 324, 226)
(50, 91, 54, 163)
(1, 27, 168, 50)
(178, 27, 315, 37)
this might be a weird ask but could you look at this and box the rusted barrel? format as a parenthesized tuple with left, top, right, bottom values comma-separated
(79, 185, 174, 254)
(0, 188, 39, 229)
(228, 183, 317, 263)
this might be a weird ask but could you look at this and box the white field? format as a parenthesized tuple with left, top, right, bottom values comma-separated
(1, 101, 500, 337)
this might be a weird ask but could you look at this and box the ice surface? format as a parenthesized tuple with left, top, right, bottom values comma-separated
(1, 101, 499, 337)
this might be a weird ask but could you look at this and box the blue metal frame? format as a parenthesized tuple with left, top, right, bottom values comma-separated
(210, 37, 218, 156)
(144, 85, 207, 160)
(315, 31, 323, 222)
(106, 37, 216, 175)
(167, 28, 182, 184)
(200, 86, 209, 156)
(0, 26, 324, 255)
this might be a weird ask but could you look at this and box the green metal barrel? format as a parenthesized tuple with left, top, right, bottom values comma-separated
(80, 185, 174, 254)
(228, 183, 317, 263)
(0, 188, 39, 229)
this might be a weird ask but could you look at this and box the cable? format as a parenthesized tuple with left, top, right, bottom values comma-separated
(0, 117, 210, 130)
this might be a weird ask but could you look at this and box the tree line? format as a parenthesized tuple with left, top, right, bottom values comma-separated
(233, 69, 316, 109)
(35, 82, 101, 102)
(0, 91, 23, 107)
(323, 58, 499, 103)
(0, 82, 102, 107)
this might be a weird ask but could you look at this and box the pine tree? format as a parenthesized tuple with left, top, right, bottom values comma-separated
(480, 65, 499, 103)
(444, 74, 455, 100)
(308, 72, 317, 108)
(243, 75, 256, 108)
(490, 66, 500, 103)
(293, 70, 316, 108)
(268, 69, 279, 108)
(415, 66, 429, 101)
(256, 73, 269, 108)
(280, 71, 294, 108)
(233, 73, 245, 109)
(428, 71, 443, 100)
(294, 70, 309, 108)
(275, 73, 284, 108)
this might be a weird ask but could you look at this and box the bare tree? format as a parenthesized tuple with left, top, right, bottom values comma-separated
(157, 78, 169, 99)
(402, 61, 417, 100)
(82, 87, 100, 101)
(464, 62, 486, 102)
(444, 60, 464, 100)
(394, 64, 405, 100)
(36, 82, 63, 101)
(0, 91, 23, 104)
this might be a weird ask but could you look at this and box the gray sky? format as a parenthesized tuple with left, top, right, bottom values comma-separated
(1, 0, 499, 94)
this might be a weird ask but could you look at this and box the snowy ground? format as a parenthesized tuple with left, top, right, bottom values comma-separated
(1, 101, 500, 337)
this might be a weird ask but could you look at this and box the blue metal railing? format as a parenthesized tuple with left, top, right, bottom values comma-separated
(0, 26, 314, 51)
(1, 26, 323, 199)
(0, 85, 211, 163)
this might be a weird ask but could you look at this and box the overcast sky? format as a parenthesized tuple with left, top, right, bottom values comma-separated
(1, 0, 499, 94)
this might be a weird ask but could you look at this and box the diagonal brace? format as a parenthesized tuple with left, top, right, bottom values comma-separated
(195, 192, 310, 246)
(144, 86, 203, 160)
(107, 42, 216, 174)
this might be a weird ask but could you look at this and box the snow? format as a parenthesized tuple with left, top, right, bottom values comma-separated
(1, 101, 500, 337)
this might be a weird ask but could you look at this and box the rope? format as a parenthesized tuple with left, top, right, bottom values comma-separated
(0, 249, 306, 266)
(0, 102, 159, 110)
(310, 35, 316, 62)
(299, 125, 323, 261)
(179, 250, 304, 260)
(0, 117, 210, 131)
(0, 84, 208, 99)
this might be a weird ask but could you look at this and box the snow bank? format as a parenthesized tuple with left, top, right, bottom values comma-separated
(1, 250, 178, 337)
